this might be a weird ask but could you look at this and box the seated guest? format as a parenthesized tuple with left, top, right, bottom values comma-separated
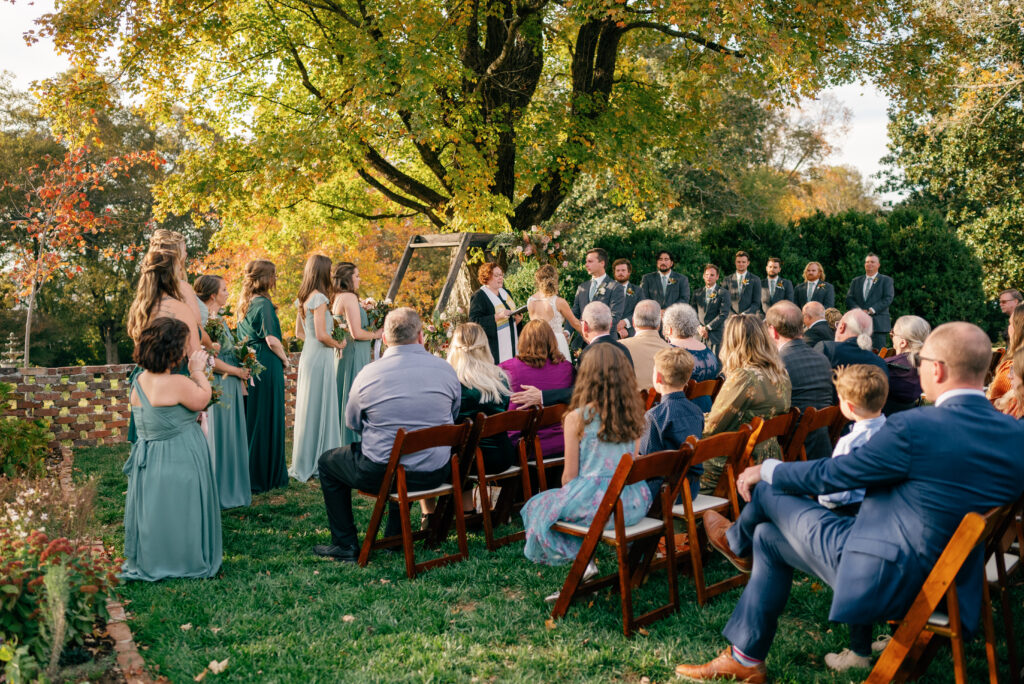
(817, 309, 889, 403)
(675, 322, 1024, 683)
(824, 307, 842, 332)
(448, 322, 516, 513)
(997, 347, 1024, 419)
(122, 318, 221, 581)
(801, 301, 833, 347)
(640, 348, 705, 501)
(621, 299, 670, 391)
(700, 315, 792, 494)
(988, 307, 1023, 405)
(313, 308, 461, 562)
(663, 303, 721, 412)
(816, 364, 889, 671)
(765, 301, 833, 461)
(520, 344, 650, 601)
(884, 315, 931, 415)
(502, 321, 575, 458)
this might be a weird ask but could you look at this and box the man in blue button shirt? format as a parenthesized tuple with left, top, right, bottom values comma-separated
(313, 307, 461, 562)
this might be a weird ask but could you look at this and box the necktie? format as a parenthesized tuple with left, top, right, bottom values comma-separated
(589, 278, 599, 299)
(769, 279, 776, 297)
(807, 282, 814, 301)
(737, 273, 743, 289)
(863, 277, 873, 300)
(661, 274, 668, 291)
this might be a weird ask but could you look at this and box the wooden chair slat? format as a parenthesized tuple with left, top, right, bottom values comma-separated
(527, 404, 568, 491)
(783, 405, 840, 462)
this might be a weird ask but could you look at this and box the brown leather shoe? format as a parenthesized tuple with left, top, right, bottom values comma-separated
(704, 511, 752, 574)
(675, 647, 767, 683)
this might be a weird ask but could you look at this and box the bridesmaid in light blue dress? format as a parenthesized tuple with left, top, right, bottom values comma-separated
(289, 255, 345, 482)
(195, 275, 252, 508)
(521, 344, 651, 568)
(331, 262, 382, 446)
(122, 317, 222, 581)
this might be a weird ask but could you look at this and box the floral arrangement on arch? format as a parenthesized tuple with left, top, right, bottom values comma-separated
(488, 223, 570, 267)
(424, 308, 468, 358)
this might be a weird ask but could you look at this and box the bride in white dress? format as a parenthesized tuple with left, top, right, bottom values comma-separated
(527, 264, 583, 360)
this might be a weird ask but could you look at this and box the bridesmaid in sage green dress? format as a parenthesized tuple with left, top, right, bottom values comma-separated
(195, 275, 252, 508)
(122, 317, 222, 581)
(331, 262, 382, 446)
(289, 255, 345, 481)
(236, 260, 291, 493)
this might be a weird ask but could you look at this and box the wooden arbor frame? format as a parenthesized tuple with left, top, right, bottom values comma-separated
(385, 232, 499, 315)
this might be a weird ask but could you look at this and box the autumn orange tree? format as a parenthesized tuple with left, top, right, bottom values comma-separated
(1, 147, 163, 366)
(37, 0, 911, 241)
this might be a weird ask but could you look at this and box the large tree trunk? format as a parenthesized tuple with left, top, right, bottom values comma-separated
(101, 322, 120, 364)
(22, 282, 36, 368)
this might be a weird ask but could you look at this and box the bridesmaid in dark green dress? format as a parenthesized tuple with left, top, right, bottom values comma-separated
(330, 262, 383, 446)
(236, 260, 291, 493)
(126, 248, 202, 443)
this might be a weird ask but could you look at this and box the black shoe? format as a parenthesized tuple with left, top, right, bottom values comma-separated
(312, 544, 359, 562)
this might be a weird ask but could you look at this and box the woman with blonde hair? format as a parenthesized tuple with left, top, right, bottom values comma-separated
(290, 254, 346, 482)
(148, 229, 216, 350)
(521, 343, 650, 598)
(700, 314, 791, 493)
(795, 261, 836, 309)
(885, 314, 931, 415)
(236, 259, 290, 493)
(448, 322, 515, 512)
(125, 249, 200, 442)
(527, 264, 582, 360)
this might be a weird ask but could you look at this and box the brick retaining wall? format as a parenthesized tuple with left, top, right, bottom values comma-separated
(1, 353, 302, 449)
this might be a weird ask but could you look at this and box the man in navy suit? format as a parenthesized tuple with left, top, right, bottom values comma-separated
(674, 322, 1024, 682)
(801, 301, 834, 347)
(846, 253, 895, 349)
(638, 250, 691, 310)
(612, 258, 640, 339)
(760, 257, 794, 316)
(577, 301, 633, 368)
(571, 248, 624, 350)
(817, 310, 888, 403)
(726, 251, 762, 315)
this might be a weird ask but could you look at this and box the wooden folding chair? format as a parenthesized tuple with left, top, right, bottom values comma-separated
(357, 423, 471, 579)
(827, 407, 850, 447)
(527, 404, 567, 491)
(685, 377, 724, 404)
(463, 408, 537, 551)
(877, 346, 891, 359)
(987, 348, 1006, 386)
(783, 405, 841, 462)
(712, 409, 801, 500)
(985, 495, 1024, 683)
(549, 448, 691, 636)
(645, 389, 661, 411)
(672, 427, 754, 604)
(868, 502, 1017, 684)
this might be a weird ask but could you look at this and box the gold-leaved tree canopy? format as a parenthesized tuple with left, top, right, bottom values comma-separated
(35, 0, 911, 235)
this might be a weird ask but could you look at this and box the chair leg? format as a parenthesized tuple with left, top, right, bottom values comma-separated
(616, 538, 633, 637)
(981, 580, 999, 684)
(477, 476, 497, 551)
(358, 486, 390, 567)
(450, 457, 469, 560)
(999, 585, 1021, 684)
(396, 472, 417, 580)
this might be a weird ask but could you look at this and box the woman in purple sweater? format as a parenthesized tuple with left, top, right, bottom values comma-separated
(501, 321, 574, 458)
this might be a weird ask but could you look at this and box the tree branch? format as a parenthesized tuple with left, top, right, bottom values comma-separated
(356, 168, 445, 226)
(623, 21, 746, 58)
(361, 142, 449, 208)
(306, 197, 418, 221)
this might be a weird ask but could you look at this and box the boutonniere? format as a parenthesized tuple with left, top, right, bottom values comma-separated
(596, 285, 607, 297)
(816, 282, 825, 289)
(708, 290, 718, 301)
(626, 287, 635, 296)
(668, 278, 677, 285)
(742, 278, 748, 287)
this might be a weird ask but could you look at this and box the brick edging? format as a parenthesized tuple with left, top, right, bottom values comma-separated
(58, 446, 153, 684)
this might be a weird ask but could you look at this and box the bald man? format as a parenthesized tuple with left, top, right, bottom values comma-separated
(676, 322, 1024, 681)
(801, 301, 833, 347)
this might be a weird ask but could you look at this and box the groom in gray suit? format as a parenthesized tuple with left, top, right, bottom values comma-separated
(846, 253, 895, 349)
(571, 248, 624, 348)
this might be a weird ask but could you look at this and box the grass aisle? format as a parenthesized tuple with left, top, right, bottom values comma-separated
(76, 444, 1018, 683)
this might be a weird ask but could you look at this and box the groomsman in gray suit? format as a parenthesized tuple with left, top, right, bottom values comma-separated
(846, 253, 895, 349)
(612, 258, 640, 339)
(571, 248, 624, 349)
(726, 251, 762, 315)
(692, 263, 731, 356)
(760, 257, 794, 316)
(638, 250, 691, 310)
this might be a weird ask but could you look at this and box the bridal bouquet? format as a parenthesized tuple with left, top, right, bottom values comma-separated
(331, 315, 350, 345)
(232, 338, 267, 384)
(204, 316, 225, 346)
(362, 297, 393, 331)
(205, 355, 223, 407)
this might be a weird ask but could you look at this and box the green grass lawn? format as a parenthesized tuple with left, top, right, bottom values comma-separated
(75, 444, 1020, 683)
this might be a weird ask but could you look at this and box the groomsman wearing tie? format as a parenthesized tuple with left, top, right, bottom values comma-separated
(571, 248, 624, 349)
(794, 261, 836, 309)
(846, 253, 895, 349)
(692, 264, 731, 356)
(760, 257, 794, 316)
(612, 258, 640, 339)
(726, 251, 762, 315)
(638, 251, 691, 310)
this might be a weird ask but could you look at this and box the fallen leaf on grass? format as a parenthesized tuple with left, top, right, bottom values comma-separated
(637, 627, 650, 636)
(209, 658, 229, 674)
(194, 668, 207, 681)
(342, 615, 356, 623)
(640, 677, 651, 684)
(209, 627, 222, 635)
(180, 623, 193, 631)
(544, 619, 557, 631)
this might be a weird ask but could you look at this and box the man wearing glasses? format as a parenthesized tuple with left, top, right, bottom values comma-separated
(674, 321, 1024, 682)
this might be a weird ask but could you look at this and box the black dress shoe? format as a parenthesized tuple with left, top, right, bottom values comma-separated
(312, 544, 359, 562)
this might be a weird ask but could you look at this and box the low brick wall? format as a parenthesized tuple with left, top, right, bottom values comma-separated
(1, 353, 302, 449)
